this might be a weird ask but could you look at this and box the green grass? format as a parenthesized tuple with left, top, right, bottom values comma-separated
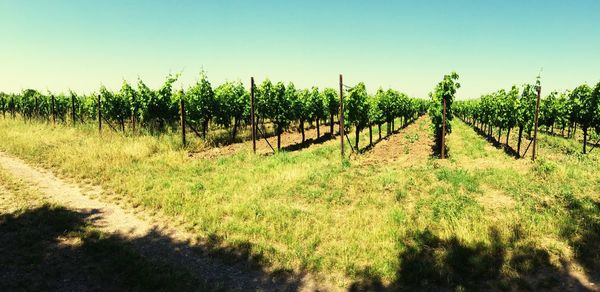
(0, 169, 205, 291)
(0, 117, 598, 289)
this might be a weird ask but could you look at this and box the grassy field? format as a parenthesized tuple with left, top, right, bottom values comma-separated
(0, 117, 598, 290)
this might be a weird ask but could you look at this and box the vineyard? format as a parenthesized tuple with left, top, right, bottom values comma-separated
(3, 0, 600, 289)
(455, 80, 600, 156)
(1, 74, 599, 291)
(0, 73, 429, 154)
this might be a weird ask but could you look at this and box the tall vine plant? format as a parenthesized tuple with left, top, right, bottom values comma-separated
(429, 72, 460, 157)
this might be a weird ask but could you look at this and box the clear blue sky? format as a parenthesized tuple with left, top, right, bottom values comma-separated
(1, 0, 599, 99)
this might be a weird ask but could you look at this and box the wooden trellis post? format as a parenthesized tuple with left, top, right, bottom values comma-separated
(441, 97, 447, 159)
(71, 94, 76, 126)
(532, 85, 541, 161)
(180, 93, 186, 146)
(339, 74, 345, 159)
(51, 95, 56, 126)
(11, 96, 15, 118)
(97, 95, 102, 133)
(251, 77, 256, 154)
(34, 95, 38, 119)
(132, 92, 136, 133)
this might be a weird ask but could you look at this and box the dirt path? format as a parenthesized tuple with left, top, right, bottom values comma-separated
(0, 151, 328, 291)
(360, 116, 434, 166)
(192, 123, 338, 159)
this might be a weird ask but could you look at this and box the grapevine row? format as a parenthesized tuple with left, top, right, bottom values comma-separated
(429, 72, 460, 158)
(455, 80, 600, 155)
(0, 73, 427, 152)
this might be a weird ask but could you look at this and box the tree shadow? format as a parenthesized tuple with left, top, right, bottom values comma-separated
(0, 205, 307, 291)
(358, 118, 418, 154)
(201, 122, 338, 154)
(430, 143, 451, 159)
(204, 121, 341, 150)
(467, 122, 521, 159)
(281, 132, 335, 152)
(541, 129, 570, 139)
(208, 124, 277, 147)
(559, 193, 600, 284)
(349, 226, 595, 291)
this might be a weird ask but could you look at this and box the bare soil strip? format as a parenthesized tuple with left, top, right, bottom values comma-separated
(192, 123, 338, 159)
(360, 116, 434, 166)
(0, 151, 328, 291)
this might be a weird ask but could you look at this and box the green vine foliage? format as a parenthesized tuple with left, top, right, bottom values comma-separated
(214, 80, 249, 139)
(285, 82, 300, 123)
(456, 77, 600, 154)
(344, 82, 369, 130)
(593, 82, 600, 135)
(369, 89, 386, 127)
(18, 89, 42, 119)
(272, 82, 293, 135)
(120, 81, 137, 123)
(429, 72, 460, 155)
(323, 88, 339, 121)
(0, 93, 6, 116)
(100, 85, 130, 128)
(52, 93, 71, 122)
(571, 84, 594, 130)
(186, 71, 215, 137)
(137, 74, 180, 130)
(4, 74, 429, 151)
(256, 80, 293, 149)
(308, 87, 326, 124)
(344, 82, 369, 149)
(291, 87, 311, 141)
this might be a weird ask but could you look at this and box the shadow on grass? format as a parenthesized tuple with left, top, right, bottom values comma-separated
(349, 226, 595, 291)
(181, 121, 275, 148)
(282, 132, 335, 152)
(204, 122, 338, 154)
(358, 118, 418, 154)
(464, 120, 521, 159)
(560, 193, 600, 285)
(430, 142, 450, 159)
(209, 124, 275, 147)
(0, 205, 306, 291)
(540, 128, 570, 139)
(209, 122, 344, 151)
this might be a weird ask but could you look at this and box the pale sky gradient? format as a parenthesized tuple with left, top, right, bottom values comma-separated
(1, 0, 599, 99)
